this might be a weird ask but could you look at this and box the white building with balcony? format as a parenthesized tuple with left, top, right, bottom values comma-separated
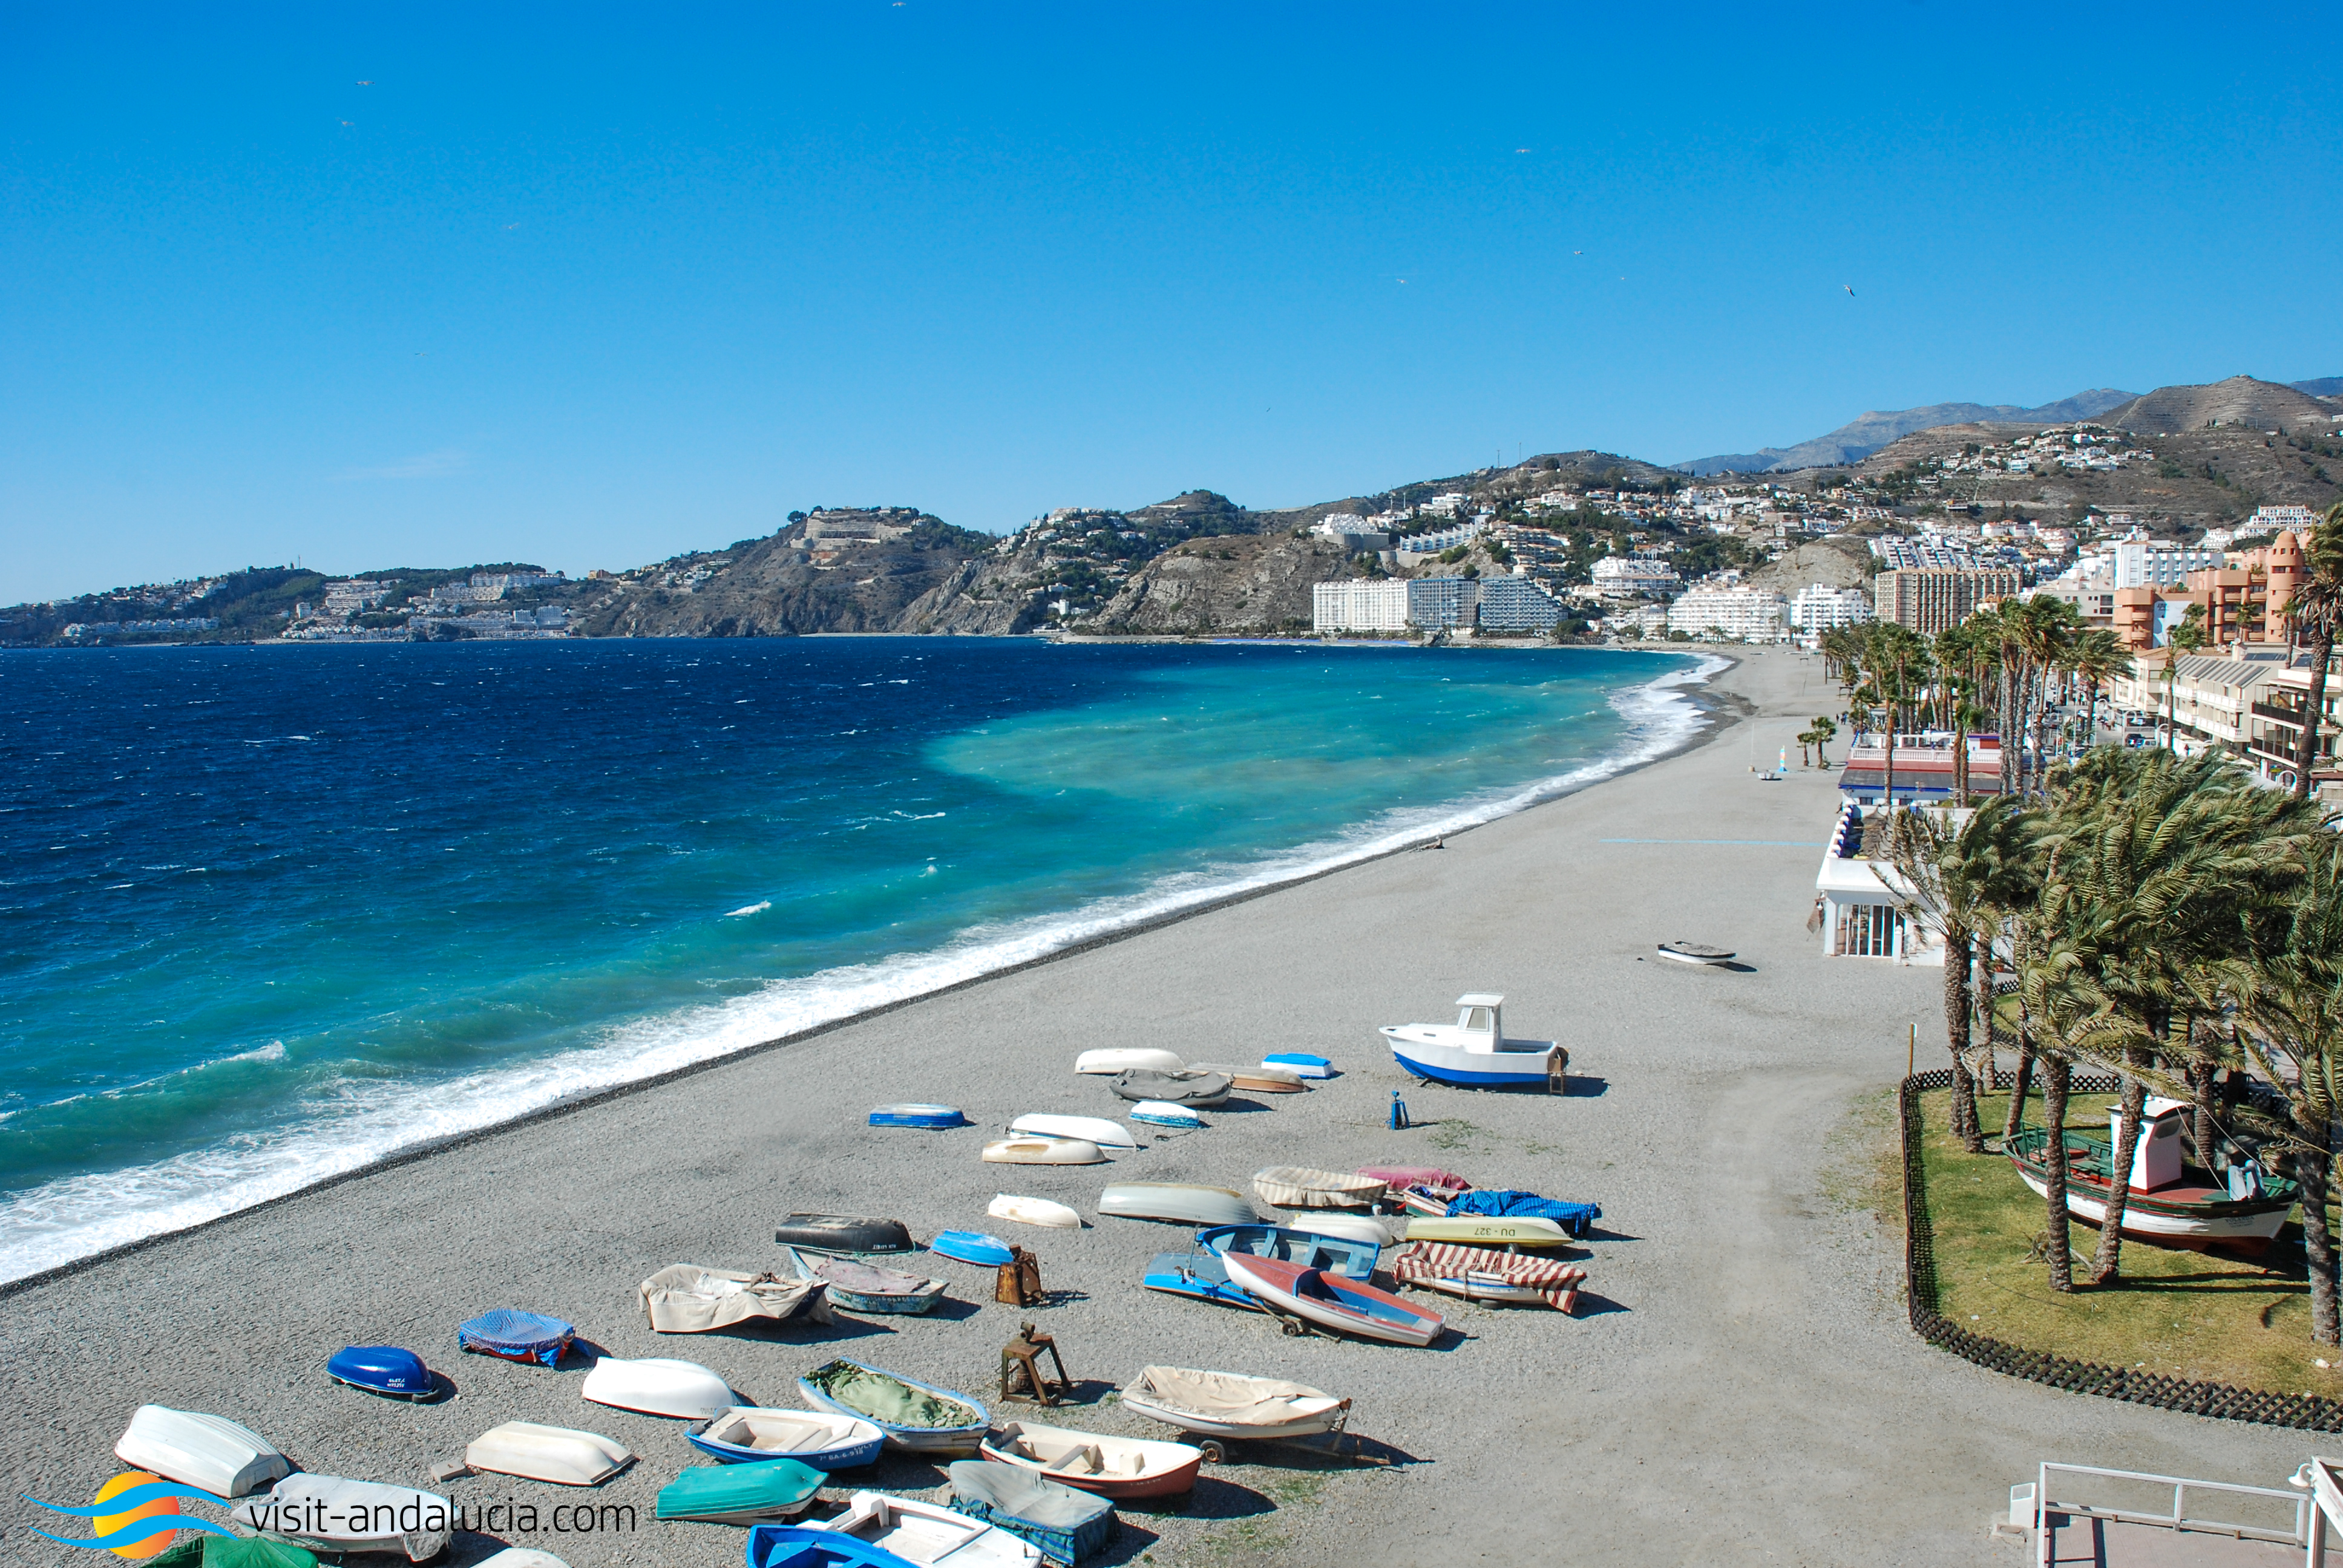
(1666, 584, 1788, 642)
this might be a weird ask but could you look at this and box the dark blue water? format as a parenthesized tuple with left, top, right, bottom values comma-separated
(0, 638, 1700, 1279)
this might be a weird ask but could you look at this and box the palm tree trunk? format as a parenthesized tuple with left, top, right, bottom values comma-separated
(2091, 1051, 2148, 1284)
(2043, 1056, 2075, 1292)
(2002, 1036, 2034, 1148)
(2000, 659, 2017, 798)
(2297, 1105, 2339, 1345)
(2189, 1059, 2217, 1172)
(2293, 626, 2333, 802)
(1943, 929, 1981, 1150)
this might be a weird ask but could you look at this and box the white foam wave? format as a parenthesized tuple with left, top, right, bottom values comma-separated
(0, 656, 1719, 1285)
(723, 901, 772, 918)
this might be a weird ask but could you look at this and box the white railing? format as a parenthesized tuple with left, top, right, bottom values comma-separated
(2031, 1462, 2313, 1567)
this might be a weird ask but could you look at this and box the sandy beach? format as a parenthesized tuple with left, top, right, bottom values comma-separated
(0, 647, 2315, 1567)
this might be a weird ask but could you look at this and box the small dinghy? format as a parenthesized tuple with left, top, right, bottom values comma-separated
(1142, 1250, 1252, 1309)
(1656, 941, 1735, 965)
(989, 1192, 1083, 1229)
(1117, 1366, 1349, 1442)
(868, 1103, 969, 1129)
(1009, 1113, 1138, 1150)
(1219, 1253, 1444, 1346)
(930, 1230, 1017, 1267)
(466, 1422, 632, 1487)
(773, 1214, 917, 1255)
(1198, 1223, 1380, 1279)
(1075, 1048, 1184, 1076)
(115, 1405, 292, 1498)
(979, 1416, 1208, 1500)
(1252, 1166, 1388, 1210)
(690, 1406, 885, 1470)
(949, 1459, 1121, 1561)
(232, 1475, 452, 1561)
(747, 1526, 936, 1568)
(457, 1309, 576, 1367)
(640, 1263, 832, 1333)
(582, 1356, 736, 1419)
(1403, 1214, 1573, 1248)
(1109, 1068, 1231, 1108)
(655, 1460, 823, 1524)
(1263, 1053, 1334, 1079)
(1259, 1210, 1388, 1249)
(983, 1135, 1108, 1166)
(1393, 1241, 1587, 1310)
(801, 1491, 1040, 1567)
(807, 1252, 949, 1315)
(1128, 1100, 1204, 1130)
(327, 1345, 431, 1400)
(799, 1359, 990, 1454)
(1380, 993, 1566, 1092)
(1193, 1062, 1307, 1094)
(1098, 1181, 1254, 1227)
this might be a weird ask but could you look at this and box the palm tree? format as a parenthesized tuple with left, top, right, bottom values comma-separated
(1809, 715, 1837, 766)
(1795, 727, 1815, 769)
(2286, 503, 2343, 801)
(2069, 629, 2127, 750)
(2160, 603, 2208, 752)
(2013, 595, 2080, 795)
(1855, 623, 1932, 812)
(1889, 797, 2039, 1151)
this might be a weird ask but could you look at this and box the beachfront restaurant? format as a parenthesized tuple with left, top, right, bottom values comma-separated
(1832, 733, 2002, 808)
(1814, 800, 1945, 964)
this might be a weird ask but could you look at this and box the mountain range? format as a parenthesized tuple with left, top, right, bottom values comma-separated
(1675, 376, 2341, 475)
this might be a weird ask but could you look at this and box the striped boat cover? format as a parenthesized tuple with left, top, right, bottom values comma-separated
(1392, 1242, 1587, 1312)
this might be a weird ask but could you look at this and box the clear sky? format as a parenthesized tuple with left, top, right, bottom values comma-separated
(4, 4, 2339, 603)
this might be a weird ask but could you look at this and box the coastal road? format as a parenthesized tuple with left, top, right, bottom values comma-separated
(0, 647, 2313, 1567)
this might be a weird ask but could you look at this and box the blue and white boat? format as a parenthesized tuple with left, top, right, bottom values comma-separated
(327, 1345, 432, 1399)
(798, 1359, 990, 1454)
(1142, 1250, 1253, 1308)
(689, 1406, 885, 1470)
(869, 1103, 968, 1129)
(1263, 1053, 1334, 1079)
(1379, 993, 1565, 1092)
(1127, 1101, 1203, 1131)
(1196, 1224, 1380, 1281)
(930, 1230, 1016, 1267)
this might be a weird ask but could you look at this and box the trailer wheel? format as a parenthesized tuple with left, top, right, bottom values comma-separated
(1198, 1440, 1226, 1464)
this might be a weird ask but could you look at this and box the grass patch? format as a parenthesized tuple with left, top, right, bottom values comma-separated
(1426, 1118, 1495, 1154)
(1820, 1083, 1899, 1221)
(1914, 1087, 2338, 1393)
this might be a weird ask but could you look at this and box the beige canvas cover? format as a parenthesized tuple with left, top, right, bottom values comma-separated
(1251, 1167, 1388, 1210)
(1124, 1366, 1345, 1425)
(639, 1263, 831, 1333)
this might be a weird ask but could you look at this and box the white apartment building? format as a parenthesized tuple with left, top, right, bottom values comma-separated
(1787, 583, 1872, 633)
(1312, 580, 1409, 633)
(1590, 555, 1682, 597)
(1667, 584, 1788, 642)
(2111, 540, 2220, 589)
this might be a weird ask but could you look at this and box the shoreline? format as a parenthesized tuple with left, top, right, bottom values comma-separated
(0, 648, 1731, 1298)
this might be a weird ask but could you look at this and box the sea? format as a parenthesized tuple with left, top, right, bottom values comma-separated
(0, 637, 1706, 1282)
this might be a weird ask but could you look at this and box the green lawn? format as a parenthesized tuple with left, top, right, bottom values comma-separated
(1915, 1087, 2342, 1395)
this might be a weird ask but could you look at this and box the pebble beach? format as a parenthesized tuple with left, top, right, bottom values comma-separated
(0, 647, 2317, 1567)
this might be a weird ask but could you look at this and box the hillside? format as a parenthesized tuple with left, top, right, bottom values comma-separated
(1742, 537, 1875, 595)
(2100, 374, 2341, 435)
(1676, 388, 2135, 475)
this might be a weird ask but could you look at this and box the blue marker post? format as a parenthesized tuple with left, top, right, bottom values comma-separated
(1389, 1090, 1409, 1131)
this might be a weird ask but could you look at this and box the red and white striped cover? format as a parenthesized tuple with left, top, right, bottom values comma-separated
(1392, 1242, 1586, 1312)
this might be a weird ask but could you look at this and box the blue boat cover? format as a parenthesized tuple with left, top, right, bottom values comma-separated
(948, 1460, 1116, 1564)
(929, 1230, 1016, 1267)
(868, 1105, 969, 1129)
(1445, 1191, 1602, 1236)
(327, 1344, 430, 1397)
(746, 1525, 922, 1568)
(456, 1309, 575, 1367)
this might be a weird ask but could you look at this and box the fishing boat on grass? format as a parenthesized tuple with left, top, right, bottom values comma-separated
(689, 1407, 884, 1469)
(1392, 1241, 1586, 1310)
(2007, 1099, 2296, 1249)
(1098, 1181, 1254, 1227)
(1009, 1113, 1138, 1149)
(1219, 1253, 1444, 1345)
(1109, 1068, 1231, 1108)
(581, 1356, 735, 1419)
(655, 1460, 824, 1524)
(1252, 1167, 1387, 1210)
(799, 1359, 990, 1454)
(114, 1406, 293, 1498)
(946, 1461, 1119, 1564)
(1380, 993, 1566, 1091)
(983, 1135, 1107, 1166)
(978, 1422, 1202, 1500)
(466, 1422, 632, 1486)
(1075, 1048, 1183, 1076)
(1117, 1366, 1350, 1443)
(800, 1491, 1040, 1566)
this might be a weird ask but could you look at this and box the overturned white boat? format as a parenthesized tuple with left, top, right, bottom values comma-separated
(1075, 1048, 1182, 1076)
(232, 1475, 453, 1562)
(581, 1356, 735, 1419)
(114, 1405, 292, 1498)
(1009, 1112, 1139, 1150)
(983, 1135, 1107, 1166)
(1117, 1366, 1349, 1441)
(466, 1422, 632, 1486)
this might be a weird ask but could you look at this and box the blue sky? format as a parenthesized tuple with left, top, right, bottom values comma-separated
(4, 4, 2338, 602)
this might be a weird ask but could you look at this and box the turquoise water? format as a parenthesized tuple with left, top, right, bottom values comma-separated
(0, 638, 1702, 1280)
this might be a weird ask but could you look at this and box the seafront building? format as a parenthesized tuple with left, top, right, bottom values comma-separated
(1588, 555, 1682, 598)
(1812, 800, 1943, 962)
(1665, 584, 1787, 642)
(1473, 573, 1564, 631)
(1787, 583, 1871, 644)
(2107, 646, 2342, 798)
(1406, 576, 1480, 630)
(1311, 580, 1409, 633)
(1873, 567, 2023, 636)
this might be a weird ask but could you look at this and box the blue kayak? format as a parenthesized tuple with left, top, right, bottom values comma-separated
(929, 1230, 1016, 1267)
(1263, 1053, 1334, 1079)
(868, 1103, 968, 1129)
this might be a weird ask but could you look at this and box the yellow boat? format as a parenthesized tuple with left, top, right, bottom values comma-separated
(1402, 1215, 1572, 1249)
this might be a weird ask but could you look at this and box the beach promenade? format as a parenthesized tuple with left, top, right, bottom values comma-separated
(0, 647, 2315, 1567)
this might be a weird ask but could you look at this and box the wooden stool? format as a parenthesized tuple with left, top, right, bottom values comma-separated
(999, 1322, 1070, 1406)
